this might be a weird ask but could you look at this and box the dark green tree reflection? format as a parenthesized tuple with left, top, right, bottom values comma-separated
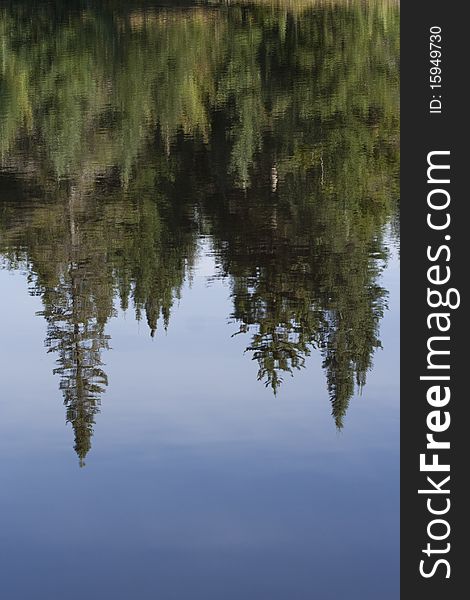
(209, 176, 389, 428)
(0, 172, 196, 464)
(0, 0, 399, 460)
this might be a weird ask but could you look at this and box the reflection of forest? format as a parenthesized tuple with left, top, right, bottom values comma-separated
(0, 0, 399, 462)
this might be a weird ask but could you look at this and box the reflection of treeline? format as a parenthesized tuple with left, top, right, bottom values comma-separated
(0, 0, 399, 459)
(1, 0, 398, 187)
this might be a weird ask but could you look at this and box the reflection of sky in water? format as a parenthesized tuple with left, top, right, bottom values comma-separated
(0, 245, 398, 600)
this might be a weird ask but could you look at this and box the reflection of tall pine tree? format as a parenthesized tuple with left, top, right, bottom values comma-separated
(41, 272, 110, 467)
(205, 143, 388, 424)
(224, 199, 387, 425)
(35, 185, 113, 466)
(0, 163, 196, 461)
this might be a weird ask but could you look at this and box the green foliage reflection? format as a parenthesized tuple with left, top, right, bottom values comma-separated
(0, 0, 399, 460)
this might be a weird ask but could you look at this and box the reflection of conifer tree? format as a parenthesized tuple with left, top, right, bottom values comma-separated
(322, 317, 364, 429)
(41, 268, 110, 466)
(20, 183, 115, 466)
(0, 164, 195, 461)
(205, 144, 389, 423)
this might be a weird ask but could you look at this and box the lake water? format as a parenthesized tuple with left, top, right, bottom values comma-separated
(0, 1, 399, 598)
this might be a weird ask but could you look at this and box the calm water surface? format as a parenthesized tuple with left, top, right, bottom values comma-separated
(0, 1, 399, 598)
